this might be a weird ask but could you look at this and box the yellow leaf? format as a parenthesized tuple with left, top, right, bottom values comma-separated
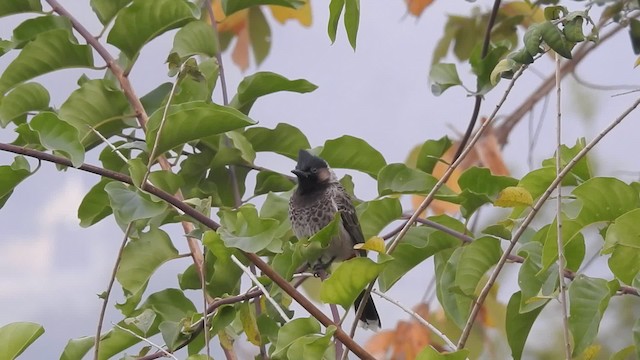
(494, 186, 533, 208)
(635, 56, 640, 68)
(354, 236, 386, 253)
(239, 302, 261, 346)
(269, 1, 312, 27)
(581, 344, 601, 360)
(218, 328, 234, 350)
(405, 0, 435, 17)
(210, 0, 248, 34)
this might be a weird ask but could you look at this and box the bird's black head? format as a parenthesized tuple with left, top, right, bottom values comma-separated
(292, 150, 333, 193)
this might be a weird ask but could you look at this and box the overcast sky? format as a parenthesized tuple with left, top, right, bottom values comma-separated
(1, 0, 640, 359)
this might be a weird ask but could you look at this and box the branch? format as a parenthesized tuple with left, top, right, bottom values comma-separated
(554, 53, 571, 359)
(95, 224, 133, 359)
(456, 93, 640, 349)
(0, 143, 376, 360)
(453, 0, 502, 160)
(371, 289, 456, 350)
(113, 323, 179, 360)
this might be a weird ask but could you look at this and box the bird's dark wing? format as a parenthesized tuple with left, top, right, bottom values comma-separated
(334, 184, 367, 256)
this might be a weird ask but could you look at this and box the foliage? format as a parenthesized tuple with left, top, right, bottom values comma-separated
(1, 0, 640, 359)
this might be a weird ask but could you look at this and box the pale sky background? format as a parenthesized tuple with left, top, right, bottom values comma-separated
(1, 0, 640, 359)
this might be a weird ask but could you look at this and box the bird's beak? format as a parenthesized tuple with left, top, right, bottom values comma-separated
(291, 169, 307, 178)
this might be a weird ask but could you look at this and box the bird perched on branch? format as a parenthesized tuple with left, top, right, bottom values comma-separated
(288, 149, 381, 330)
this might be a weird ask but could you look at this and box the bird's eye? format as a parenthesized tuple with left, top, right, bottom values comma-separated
(311, 168, 318, 174)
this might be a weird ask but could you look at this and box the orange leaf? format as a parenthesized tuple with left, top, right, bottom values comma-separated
(270, 0, 312, 27)
(405, 0, 435, 17)
(210, 0, 248, 34)
(232, 27, 250, 71)
(364, 330, 396, 358)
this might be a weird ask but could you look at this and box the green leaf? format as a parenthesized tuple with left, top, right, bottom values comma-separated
(470, 43, 509, 95)
(356, 197, 402, 240)
(604, 208, 640, 284)
(568, 276, 618, 356)
(540, 217, 584, 272)
(634, 318, 640, 360)
(415, 136, 452, 174)
(0, 29, 93, 93)
(244, 123, 311, 159)
(320, 257, 385, 309)
(429, 63, 462, 96)
(0, 0, 42, 18)
(573, 177, 638, 226)
(541, 138, 591, 183)
(564, 16, 585, 43)
(11, 15, 72, 48)
(0, 156, 31, 209)
(230, 72, 317, 114)
(144, 288, 197, 322)
(436, 237, 501, 328)
(116, 228, 179, 295)
(59, 80, 132, 148)
(344, 0, 359, 50)
(517, 241, 556, 313)
(218, 204, 282, 253)
(254, 171, 295, 196)
(202, 231, 243, 297)
(506, 291, 546, 360)
(0, 82, 49, 127)
(416, 346, 470, 360)
(239, 301, 261, 345)
(172, 20, 217, 58)
(272, 317, 321, 359)
(327, 0, 345, 44)
(59, 336, 94, 360)
(78, 179, 113, 227)
(146, 101, 255, 159)
(222, 0, 302, 16)
(0, 322, 44, 360)
(90, 0, 132, 24)
(30, 112, 85, 167)
(540, 21, 573, 59)
(249, 7, 271, 66)
(377, 163, 442, 196)
(610, 345, 636, 360)
(140, 82, 172, 115)
(107, 0, 195, 60)
(379, 216, 463, 291)
(458, 166, 518, 195)
(104, 182, 167, 225)
(320, 135, 386, 178)
(631, 19, 640, 55)
(298, 214, 341, 263)
(124, 309, 156, 335)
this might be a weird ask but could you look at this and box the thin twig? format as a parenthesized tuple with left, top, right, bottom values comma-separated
(230, 255, 291, 322)
(456, 93, 640, 349)
(318, 270, 344, 359)
(371, 289, 456, 350)
(453, 0, 502, 161)
(113, 323, 178, 360)
(555, 53, 572, 359)
(94, 224, 133, 360)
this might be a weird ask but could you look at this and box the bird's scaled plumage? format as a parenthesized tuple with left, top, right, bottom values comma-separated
(288, 149, 381, 330)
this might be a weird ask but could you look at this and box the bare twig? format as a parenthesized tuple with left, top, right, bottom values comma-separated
(555, 53, 572, 359)
(113, 323, 179, 360)
(94, 224, 133, 360)
(371, 289, 456, 350)
(456, 93, 640, 349)
(230, 255, 291, 322)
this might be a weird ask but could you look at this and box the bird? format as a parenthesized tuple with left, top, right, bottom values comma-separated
(288, 149, 381, 330)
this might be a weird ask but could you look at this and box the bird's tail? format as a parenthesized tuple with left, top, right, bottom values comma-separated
(354, 291, 381, 331)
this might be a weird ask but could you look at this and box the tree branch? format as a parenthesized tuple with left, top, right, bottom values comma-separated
(0, 143, 376, 360)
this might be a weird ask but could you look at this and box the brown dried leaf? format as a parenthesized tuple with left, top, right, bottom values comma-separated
(232, 27, 250, 71)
